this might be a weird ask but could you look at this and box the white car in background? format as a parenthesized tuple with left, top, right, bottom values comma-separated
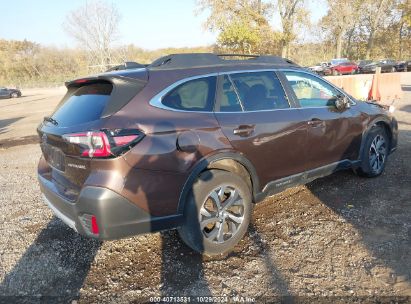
(308, 62, 331, 75)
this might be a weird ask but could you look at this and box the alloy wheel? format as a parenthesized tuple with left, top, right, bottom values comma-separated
(369, 134, 387, 172)
(199, 185, 245, 244)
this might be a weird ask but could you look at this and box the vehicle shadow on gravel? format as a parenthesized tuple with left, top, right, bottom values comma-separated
(158, 225, 291, 297)
(305, 143, 411, 291)
(159, 230, 212, 297)
(401, 85, 411, 92)
(400, 104, 411, 113)
(0, 218, 101, 302)
(247, 223, 291, 295)
(0, 117, 23, 135)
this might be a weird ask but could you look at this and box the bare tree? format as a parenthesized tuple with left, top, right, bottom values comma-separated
(64, 0, 121, 71)
(276, 0, 308, 58)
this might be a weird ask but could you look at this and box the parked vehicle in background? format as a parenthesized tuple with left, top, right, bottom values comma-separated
(308, 62, 331, 75)
(330, 58, 349, 66)
(358, 60, 373, 69)
(308, 63, 323, 74)
(330, 62, 359, 75)
(0, 87, 21, 99)
(395, 60, 411, 72)
(37, 53, 398, 255)
(359, 59, 398, 74)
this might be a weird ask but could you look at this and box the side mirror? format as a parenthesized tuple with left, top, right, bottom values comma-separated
(335, 95, 351, 111)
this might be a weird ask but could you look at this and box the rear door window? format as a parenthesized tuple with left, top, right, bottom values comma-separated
(162, 76, 216, 111)
(219, 75, 243, 112)
(229, 71, 289, 111)
(51, 82, 112, 127)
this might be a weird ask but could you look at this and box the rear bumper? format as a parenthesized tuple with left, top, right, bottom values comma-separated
(38, 174, 182, 240)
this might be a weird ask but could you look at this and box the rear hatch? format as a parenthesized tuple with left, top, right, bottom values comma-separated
(38, 70, 148, 200)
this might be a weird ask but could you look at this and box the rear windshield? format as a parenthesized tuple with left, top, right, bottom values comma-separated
(51, 83, 112, 127)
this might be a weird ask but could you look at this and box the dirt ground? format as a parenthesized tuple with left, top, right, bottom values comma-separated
(0, 76, 410, 303)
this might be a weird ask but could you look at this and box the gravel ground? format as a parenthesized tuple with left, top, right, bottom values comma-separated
(0, 81, 410, 303)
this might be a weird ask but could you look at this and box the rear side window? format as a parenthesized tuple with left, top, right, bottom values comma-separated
(162, 76, 216, 111)
(51, 82, 112, 127)
(229, 72, 289, 111)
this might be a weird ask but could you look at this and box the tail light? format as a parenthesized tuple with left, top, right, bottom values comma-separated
(63, 129, 143, 158)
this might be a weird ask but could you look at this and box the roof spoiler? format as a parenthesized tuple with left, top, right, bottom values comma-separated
(64, 71, 148, 118)
(106, 61, 147, 72)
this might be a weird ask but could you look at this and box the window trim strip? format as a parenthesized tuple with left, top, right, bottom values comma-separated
(148, 68, 356, 113)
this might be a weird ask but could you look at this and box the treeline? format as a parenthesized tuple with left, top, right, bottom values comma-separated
(0, 39, 88, 88)
(2, 36, 410, 89)
(201, 0, 411, 62)
(0, 39, 212, 87)
(1, 0, 410, 88)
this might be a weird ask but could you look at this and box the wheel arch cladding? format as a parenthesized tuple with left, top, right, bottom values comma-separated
(374, 121, 393, 149)
(177, 152, 260, 214)
(360, 118, 393, 158)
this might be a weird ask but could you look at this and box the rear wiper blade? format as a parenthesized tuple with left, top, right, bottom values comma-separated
(43, 116, 59, 126)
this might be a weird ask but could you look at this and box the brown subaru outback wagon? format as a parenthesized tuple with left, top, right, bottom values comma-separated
(37, 54, 398, 255)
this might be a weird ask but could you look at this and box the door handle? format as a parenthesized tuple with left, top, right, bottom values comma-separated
(233, 125, 255, 137)
(307, 118, 323, 127)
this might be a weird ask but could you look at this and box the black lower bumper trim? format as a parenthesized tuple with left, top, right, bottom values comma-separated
(38, 175, 183, 240)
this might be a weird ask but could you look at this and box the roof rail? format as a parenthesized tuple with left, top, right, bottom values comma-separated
(148, 53, 298, 69)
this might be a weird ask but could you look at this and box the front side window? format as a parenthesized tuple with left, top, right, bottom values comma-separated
(283, 71, 340, 108)
(162, 76, 216, 111)
(229, 71, 289, 111)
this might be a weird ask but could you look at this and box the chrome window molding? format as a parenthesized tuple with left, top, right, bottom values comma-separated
(148, 67, 356, 113)
(212, 107, 300, 114)
(149, 69, 293, 113)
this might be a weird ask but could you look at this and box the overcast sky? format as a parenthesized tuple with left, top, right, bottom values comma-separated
(0, 0, 328, 50)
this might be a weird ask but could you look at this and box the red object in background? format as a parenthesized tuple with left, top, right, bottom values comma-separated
(331, 62, 359, 75)
(368, 74, 381, 101)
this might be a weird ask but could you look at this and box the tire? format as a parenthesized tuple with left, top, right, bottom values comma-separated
(356, 127, 389, 177)
(332, 70, 339, 76)
(178, 170, 252, 255)
(11, 92, 18, 98)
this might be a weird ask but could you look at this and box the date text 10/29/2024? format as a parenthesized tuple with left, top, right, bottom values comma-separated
(149, 296, 256, 303)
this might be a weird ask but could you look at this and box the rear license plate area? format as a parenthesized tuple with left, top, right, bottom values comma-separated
(41, 143, 66, 172)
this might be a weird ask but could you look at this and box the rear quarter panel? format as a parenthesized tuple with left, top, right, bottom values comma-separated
(102, 70, 233, 216)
